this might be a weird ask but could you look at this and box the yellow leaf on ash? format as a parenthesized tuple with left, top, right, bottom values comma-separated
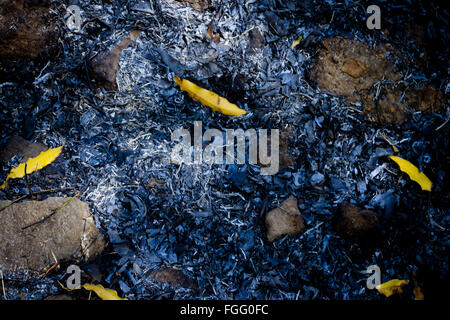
(57, 280, 78, 291)
(174, 76, 247, 116)
(388, 156, 432, 191)
(291, 35, 303, 49)
(376, 279, 409, 297)
(0, 145, 63, 189)
(82, 284, 128, 300)
(413, 283, 424, 300)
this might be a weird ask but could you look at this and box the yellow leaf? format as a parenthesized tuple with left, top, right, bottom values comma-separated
(413, 283, 424, 300)
(0, 145, 63, 189)
(376, 279, 409, 297)
(82, 284, 128, 300)
(291, 35, 303, 49)
(174, 76, 247, 116)
(388, 155, 432, 191)
(57, 280, 78, 291)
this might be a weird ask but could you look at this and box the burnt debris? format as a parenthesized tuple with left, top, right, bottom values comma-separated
(0, 0, 448, 300)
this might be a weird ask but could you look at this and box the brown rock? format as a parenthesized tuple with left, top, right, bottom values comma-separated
(362, 86, 442, 124)
(89, 31, 142, 90)
(414, 86, 442, 113)
(0, 136, 47, 162)
(0, 0, 58, 59)
(341, 59, 368, 78)
(167, 0, 210, 11)
(149, 268, 197, 289)
(310, 37, 399, 100)
(310, 36, 441, 124)
(0, 197, 105, 274)
(265, 197, 304, 241)
(247, 29, 264, 55)
(363, 91, 408, 124)
(336, 202, 378, 239)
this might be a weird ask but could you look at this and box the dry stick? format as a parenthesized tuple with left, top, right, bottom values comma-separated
(36, 186, 75, 194)
(0, 194, 27, 213)
(21, 191, 81, 230)
(40, 249, 60, 278)
(0, 187, 75, 213)
(435, 118, 449, 131)
(24, 163, 34, 200)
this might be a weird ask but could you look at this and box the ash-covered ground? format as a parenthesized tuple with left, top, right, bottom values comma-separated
(0, 0, 448, 300)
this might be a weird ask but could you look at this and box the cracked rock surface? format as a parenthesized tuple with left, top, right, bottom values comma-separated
(0, 197, 104, 273)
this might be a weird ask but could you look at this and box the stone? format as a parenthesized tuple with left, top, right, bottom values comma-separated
(341, 58, 368, 78)
(414, 86, 442, 113)
(89, 30, 142, 90)
(265, 197, 305, 241)
(247, 29, 264, 55)
(0, 0, 58, 59)
(168, 0, 210, 11)
(310, 36, 399, 100)
(0, 197, 105, 274)
(310, 36, 441, 124)
(336, 202, 378, 239)
(148, 268, 197, 289)
(362, 91, 408, 124)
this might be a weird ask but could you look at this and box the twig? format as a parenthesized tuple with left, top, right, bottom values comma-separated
(0, 195, 27, 213)
(435, 118, 449, 131)
(35, 186, 75, 194)
(380, 131, 399, 153)
(21, 191, 81, 230)
(0, 270, 6, 300)
(0, 187, 75, 213)
(229, 27, 254, 40)
(24, 163, 34, 199)
(40, 249, 60, 278)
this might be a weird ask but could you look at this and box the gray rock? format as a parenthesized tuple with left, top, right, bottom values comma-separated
(265, 197, 305, 241)
(0, 197, 105, 274)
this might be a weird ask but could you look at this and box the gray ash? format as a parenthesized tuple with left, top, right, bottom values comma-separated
(0, 0, 448, 300)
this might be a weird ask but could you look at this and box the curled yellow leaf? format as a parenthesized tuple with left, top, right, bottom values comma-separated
(376, 279, 409, 297)
(82, 283, 128, 300)
(0, 145, 63, 189)
(413, 283, 424, 300)
(291, 35, 303, 49)
(174, 76, 247, 116)
(388, 155, 432, 191)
